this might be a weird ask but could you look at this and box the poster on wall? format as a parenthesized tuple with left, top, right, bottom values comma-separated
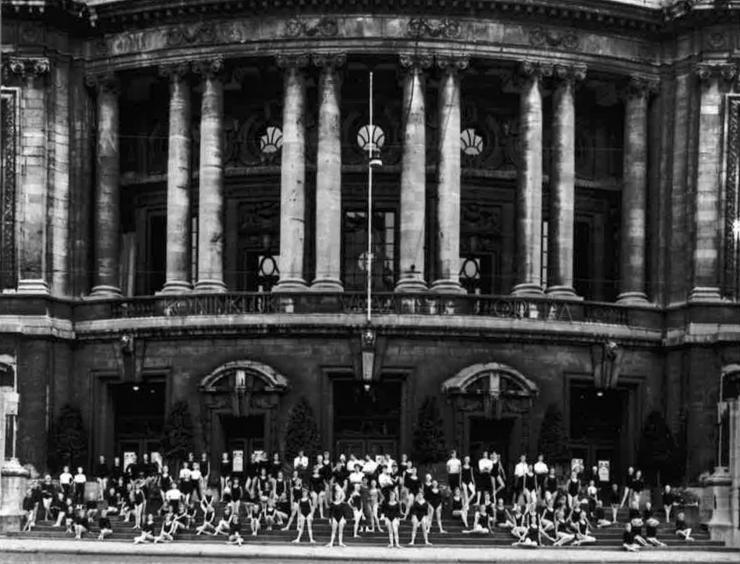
(598, 460, 610, 482)
(232, 450, 244, 474)
(123, 451, 136, 472)
(570, 458, 584, 474)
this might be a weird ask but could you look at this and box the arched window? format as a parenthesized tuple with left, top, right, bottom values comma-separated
(441, 362, 538, 399)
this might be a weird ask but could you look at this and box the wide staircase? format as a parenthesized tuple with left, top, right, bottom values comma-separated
(5, 499, 731, 551)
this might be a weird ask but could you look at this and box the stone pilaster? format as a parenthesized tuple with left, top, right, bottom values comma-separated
(88, 72, 122, 298)
(194, 58, 226, 293)
(617, 75, 657, 304)
(274, 54, 309, 292)
(689, 62, 737, 302)
(160, 63, 192, 294)
(8, 58, 51, 294)
(547, 64, 586, 299)
(311, 53, 346, 292)
(431, 55, 468, 294)
(396, 54, 432, 293)
(50, 59, 71, 296)
(512, 61, 551, 296)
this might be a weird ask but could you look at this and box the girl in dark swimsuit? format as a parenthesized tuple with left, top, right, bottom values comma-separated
(219, 452, 230, 501)
(293, 488, 315, 544)
(450, 487, 469, 528)
(349, 482, 364, 538)
(494, 497, 513, 529)
(402, 467, 421, 519)
(408, 492, 431, 546)
(326, 487, 350, 547)
(380, 489, 402, 548)
(309, 465, 326, 520)
(567, 471, 581, 510)
(427, 479, 446, 534)
(460, 456, 476, 506)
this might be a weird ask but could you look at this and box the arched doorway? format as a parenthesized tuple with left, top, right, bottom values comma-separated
(199, 360, 289, 474)
(442, 362, 538, 474)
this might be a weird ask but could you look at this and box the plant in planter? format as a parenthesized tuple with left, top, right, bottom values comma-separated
(412, 396, 448, 465)
(161, 400, 195, 470)
(50, 404, 88, 472)
(284, 397, 321, 464)
(537, 403, 570, 478)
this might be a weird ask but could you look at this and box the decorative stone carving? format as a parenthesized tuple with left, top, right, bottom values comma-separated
(158, 62, 190, 80)
(399, 53, 433, 71)
(275, 54, 310, 69)
(2, 57, 50, 81)
(705, 30, 728, 50)
(553, 63, 587, 84)
(84, 72, 119, 94)
(285, 17, 338, 37)
(695, 62, 737, 82)
(407, 17, 462, 39)
(519, 60, 554, 81)
(0, 90, 17, 290)
(166, 23, 217, 47)
(723, 96, 740, 298)
(192, 57, 225, 79)
(529, 26, 579, 50)
(436, 55, 469, 73)
(622, 75, 660, 98)
(312, 52, 347, 69)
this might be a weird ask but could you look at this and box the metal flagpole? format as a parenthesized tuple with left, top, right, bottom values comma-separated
(366, 71, 374, 324)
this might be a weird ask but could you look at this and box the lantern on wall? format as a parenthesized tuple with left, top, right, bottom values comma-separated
(360, 324, 377, 391)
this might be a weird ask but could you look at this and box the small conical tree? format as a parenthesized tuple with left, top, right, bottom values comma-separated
(638, 410, 678, 486)
(51, 404, 88, 471)
(412, 396, 448, 464)
(161, 400, 195, 469)
(284, 397, 321, 464)
(537, 403, 570, 468)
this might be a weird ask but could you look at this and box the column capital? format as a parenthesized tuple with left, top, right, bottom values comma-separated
(312, 52, 347, 70)
(622, 75, 659, 100)
(519, 60, 554, 82)
(399, 53, 434, 72)
(158, 62, 191, 81)
(85, 72, 119, 95)
(2, 56, 50, 81)
(695, 61, 737, 83)
(436, 54, 469, 74)
(552, 63, 587, 85)
(276, 53, 310, 70)
(192, 57, 225, 79)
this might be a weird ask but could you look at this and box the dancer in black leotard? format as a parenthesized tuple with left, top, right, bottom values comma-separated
(408, 492, 431, 546)
(292, 488, 315, 544)
(380, 489, 402, 548)
(326, 487, 349, 547)
(427, 480, 446, 534)
(348, 482, 364, 538)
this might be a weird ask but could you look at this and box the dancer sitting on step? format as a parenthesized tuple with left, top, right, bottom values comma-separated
(622, 522, 641, 552)
(326, 487, 351, 547)
(509, 504, 527, 541)
(212, 505, 233, 536)
(133, 513, 156, 543)
(380, 489, 402, 548)
(571, 511, 597, 545)
(450, 487, 469, 528)
(540, 498, 556, 533)
(195, 498, 216, 535)
(675, 512, 695, 542)
(154, 509, 180, 543)
(21, 488, 37, 532)
(250, 497, 263, 536)
(408, 491, 431, 546)
(462, 504, 491, 534)
(72, 507, 90, 540)
(264, 498, 279, 531)
(592, 500, 612, 528)
(513, 509, 541, 547)
(97, 508, 113, 540)
(292, 487, 316, 544)
(226, 513, 243, 546)
(50, 492, 67, 527)
(644, 515, 667, 547)
(493, 497, 514, 530)
(549, 509, 576, 546)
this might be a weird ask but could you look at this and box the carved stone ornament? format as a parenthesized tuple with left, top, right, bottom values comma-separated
(285, 17, 338, 38)
(553, 63, 587, 84)
(192, 57, 225, 79)
(436, 55, 470, 73)
(158, 62, 190, 81)
(166, 23, 217, 47)
(407, 17, 462, 39)
(706, 30, 728, 50)
(84, 72, 119, 94)
(519, 60, 554, 81)
(399, 53, 434, 71)
(623, 75, 660, 99)
(312, 52, 347, 69)
(695, 62, 737, 82)
(529, 26, 579, 50)
(2, 57, 50, 80)
(275, 54, 310, 69)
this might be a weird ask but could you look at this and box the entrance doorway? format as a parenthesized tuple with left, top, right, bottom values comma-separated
(113, 381, 165, 459)
(334, 380, 401, 457)
(468, 417, 514, 471)
(221, 414, 266, 454)
(569, 383, 627, 480)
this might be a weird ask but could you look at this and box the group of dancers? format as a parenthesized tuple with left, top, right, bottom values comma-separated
(21, 448, 695, 550)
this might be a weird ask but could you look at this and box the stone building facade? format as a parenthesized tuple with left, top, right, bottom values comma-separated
(1, 0, 740, 482)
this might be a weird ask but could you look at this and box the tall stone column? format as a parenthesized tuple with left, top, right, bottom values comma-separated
(274, 55, 309, 292)
(431, 55, 468, 294)
(194, 58, 226, 293)
(9, 58, 51, 294)
(160, 63, 192, 293)
(689, 63, 736, 302)
(89, 72, 122, 298)
(50, 59, 71, 296)
(547, 64, 586, 299)
(617, 76, 656, 304)
(312, 53, 345, 292)
(396, 54, 432, 292)
(513, 61, 550, 296)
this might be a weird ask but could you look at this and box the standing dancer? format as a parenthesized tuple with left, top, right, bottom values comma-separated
(380, 489, 402, 548)
(349, 483, 364, 537)
(476, 451, 492, 505)
(326, 488, 349, 547)
(408, 491, 431, 546)
(292, 488, 316, 544)
(446, 450, 461, 493)
(460, 456, 476, 506)
(427, 479, 446, 534)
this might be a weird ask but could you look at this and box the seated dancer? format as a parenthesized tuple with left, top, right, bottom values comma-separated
(622, 522, 641, 552)
(133, 513, 157, 544)
(462, 504, 491, 534)
(72, 507, 90, 540)
(195, 497, 216, 535)
(408, 491, 431, 546)
(264, 498, 279, 531)
(380, 489, 402, 548)
(675, 511, 694, 541)
(250, 497, 263, 536)
(513, 509, 541, 547)
(226, 513, 243, 546)
(550, 509, 576, 546)
(493, 497, 513, 529)
(572, 512, 597, 546)
(644, 515, 667, 547)
(510, 504, 527, 541)
(450, 487, 469, 528)
(97, 509, 113, 540)
(212, 506, 233, 536)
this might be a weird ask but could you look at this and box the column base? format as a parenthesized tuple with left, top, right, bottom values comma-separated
(272, 278, 308, 293)
(545, 285, 582, 300)
(310, 278, 343, 292)
(430, 279, 465, 294)
(158, 280, 193, 294)
(511, 282, 544, 296)
(616, 291, 649, 305)
(688, 286, 723, 303)
(16, 279, 49, 295)
(88, 285, 122, 298)
(395, 277, 428, 293)
(193, 279, 227, 293)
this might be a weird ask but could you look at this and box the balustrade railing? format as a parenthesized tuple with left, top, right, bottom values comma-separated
(77, 291, 641, 327)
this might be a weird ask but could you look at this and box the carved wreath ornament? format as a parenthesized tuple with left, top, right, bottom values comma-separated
(529, 26, 579, 50)
(407, 18, 462, 39)
(285, 17, 338, 38)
